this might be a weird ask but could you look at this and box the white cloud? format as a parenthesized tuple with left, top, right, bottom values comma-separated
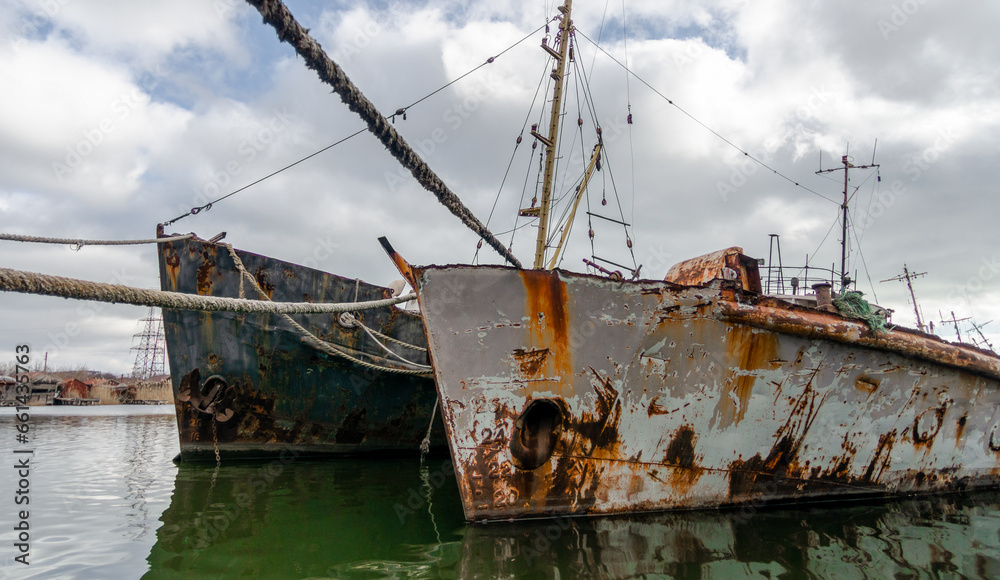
(1, 0, 998, 372)
(44, 0, 242, 63)
(0, 38, 192, 204)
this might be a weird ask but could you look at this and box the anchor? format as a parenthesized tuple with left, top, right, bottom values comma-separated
(177, 368, 236, 422)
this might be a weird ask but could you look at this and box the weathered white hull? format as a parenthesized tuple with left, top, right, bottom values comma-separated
(413, 265, 1000, 522)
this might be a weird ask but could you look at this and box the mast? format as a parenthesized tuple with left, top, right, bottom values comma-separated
(816, 153, 878, 289)
(939, 310, 970, 342)
(531, 0, 573, 269)
(880, 264, 927, 332)
(971, 320, 995, 352)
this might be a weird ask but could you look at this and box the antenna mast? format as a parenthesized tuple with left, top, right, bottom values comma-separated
(971, 320, 995, 352)
(817, 151, 879, 288)
(939, 310, 970, 342)
(880, 264, 927, 332)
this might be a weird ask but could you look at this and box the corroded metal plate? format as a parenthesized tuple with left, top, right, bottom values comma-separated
(414, 265, 1000, 521)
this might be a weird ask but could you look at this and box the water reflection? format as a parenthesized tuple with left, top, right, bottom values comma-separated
(145, 456, 465, 579)
(145, 455, 1000, 579)
(0, 407, 178, 579)
(460, 496, 1000, 579)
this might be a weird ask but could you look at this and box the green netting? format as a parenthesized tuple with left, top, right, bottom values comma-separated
(833, 291, 891, 334)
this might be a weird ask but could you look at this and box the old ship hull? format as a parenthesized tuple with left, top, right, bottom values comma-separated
(158, 234, 440, 461)
(412, 264, 1000, 521)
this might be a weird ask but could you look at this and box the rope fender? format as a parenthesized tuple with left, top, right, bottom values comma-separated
(0, 267, 417, 315)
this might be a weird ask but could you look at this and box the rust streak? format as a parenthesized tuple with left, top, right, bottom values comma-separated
(647, 396, 670, 416)
(955, 414, 968, 445)
(520, 270, 572, 386)
(163, 245, 181, 291)
(713, 326, 779, 429)
(195, 248, 217, 296)
(253, 266, 276, 299)
(863, 430, 896, 482)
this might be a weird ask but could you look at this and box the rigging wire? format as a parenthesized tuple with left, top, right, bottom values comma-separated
(543, 30, 576, 255)
(164, 22, 548, 228)
(388, 22, 549, 122)
(621, 0, 637, 238)
(574, 29, 840, 207)
(596, 142, 637, 269)
(162, 128, 366, 226)
(791, 212, 841, 281)
(593, 0, 612, 66)
(544, 33, 632, 268)
(858, 167, 882, 243)
(473, 57, 552, 263)
(572, 42, 636, 269)
(849, 219, 880, 304)
(550, 56, 597, 268)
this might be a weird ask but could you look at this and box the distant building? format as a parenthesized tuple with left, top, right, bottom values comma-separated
(54, 378, 99, 405)
(26, 372, 59, 406)
(60, 378, 92, 399)
(0, 375, 18, 406)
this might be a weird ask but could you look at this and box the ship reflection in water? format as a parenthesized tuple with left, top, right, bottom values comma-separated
(146, 457, 1000, 579)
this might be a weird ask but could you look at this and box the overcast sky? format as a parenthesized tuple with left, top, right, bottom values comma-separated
(1, 0, 998, 375)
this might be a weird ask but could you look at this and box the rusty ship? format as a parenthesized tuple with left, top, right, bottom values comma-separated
(157, 0, 529, 462)
(406, 251, 1000, 521)
(157, 225, 440, 461)
(379, 0, 1000, 522)
(224, 0, 1000, 519)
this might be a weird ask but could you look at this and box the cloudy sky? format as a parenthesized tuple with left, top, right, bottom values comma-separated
(1, 0, 998, 374)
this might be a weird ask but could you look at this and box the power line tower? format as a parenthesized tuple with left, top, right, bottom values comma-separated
(131, 307, 166, 379)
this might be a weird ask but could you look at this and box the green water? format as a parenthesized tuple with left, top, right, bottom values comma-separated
(3, 408, 1000, 579)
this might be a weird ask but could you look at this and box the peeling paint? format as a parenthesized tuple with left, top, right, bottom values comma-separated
(158, 232, 440, 461)
(414, 263, 1000, 522)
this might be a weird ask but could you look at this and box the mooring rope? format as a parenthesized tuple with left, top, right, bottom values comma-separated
(360, 322, 427, 352)
(352, 314, 432, 369)
(419, 397, 439, 459)
(0, 233, 194, 248)
(222, 245, 432, 375)
(244, 0, 522, 269)
(285, 318, 433, 376)
(0, 267, 417, 315)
